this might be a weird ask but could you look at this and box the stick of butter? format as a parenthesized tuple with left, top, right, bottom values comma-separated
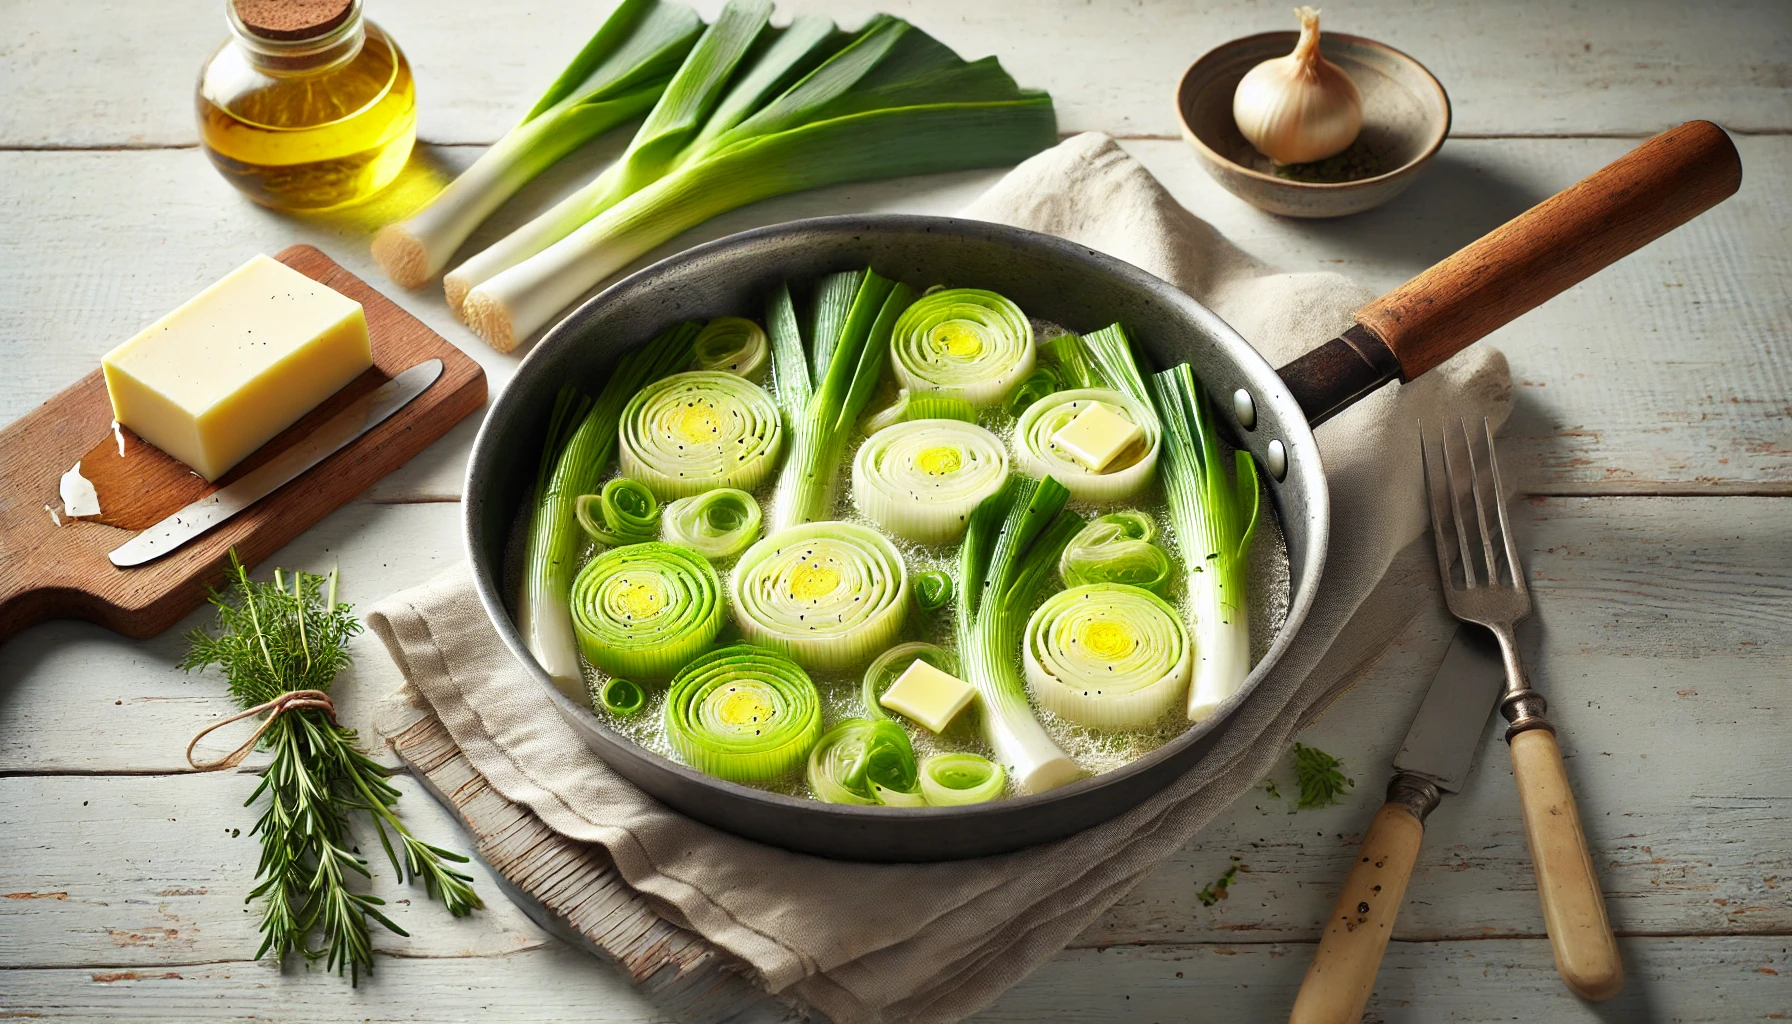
(1051, 401, 1144, 473)
(101, 255, 372, 481)
(879, 658, 977, 734)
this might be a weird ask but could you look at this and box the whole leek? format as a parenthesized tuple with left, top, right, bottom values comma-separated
(1148, 363, 1261, 721)
(371, 0, 702, 289)
(457, 16, 1056, 351)
(957, 476, 1083, 793)
(519, 322, 700, 693)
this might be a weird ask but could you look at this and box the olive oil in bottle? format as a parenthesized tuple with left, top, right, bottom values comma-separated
(197, 0, 416, 211)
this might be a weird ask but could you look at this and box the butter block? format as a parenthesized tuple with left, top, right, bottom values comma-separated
(879, 658, 977, 734)
(102, 255, 371, 481)
(1052, 402, 1144, 472)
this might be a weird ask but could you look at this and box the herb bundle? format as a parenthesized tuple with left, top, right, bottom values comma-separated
(1293, 742, 1355, 809)
(182, 555, 481, 983)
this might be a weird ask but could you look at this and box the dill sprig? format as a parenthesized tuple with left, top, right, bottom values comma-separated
(1293, 742, 1355, 809)
(183, 553, 481, 984)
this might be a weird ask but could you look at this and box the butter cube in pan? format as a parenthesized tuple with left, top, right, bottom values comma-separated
(880, 658, 977, 734)
(102, 255, 372, 481)
(1051, 401, 1144, 472)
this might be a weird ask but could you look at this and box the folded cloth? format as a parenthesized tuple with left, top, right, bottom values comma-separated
(369, 132, 1511, 1024)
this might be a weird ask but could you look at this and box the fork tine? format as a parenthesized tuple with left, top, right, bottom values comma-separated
(1484, 417, 1526, 595)
(1440, 419, 1478, 587)
(1461, 416, 1501, 586)
(1421, 425, 1464, 589)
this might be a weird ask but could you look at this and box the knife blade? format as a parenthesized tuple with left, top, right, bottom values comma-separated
(1289, 622, 1511, 1024)
(1392, 622, 1510, 792)
(109, 358, 443, 568)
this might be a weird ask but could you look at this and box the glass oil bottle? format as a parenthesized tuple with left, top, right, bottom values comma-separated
(197, 0, 416, 211)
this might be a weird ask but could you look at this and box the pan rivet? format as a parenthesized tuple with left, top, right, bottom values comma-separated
(1266, 439, 1287, 481)
(1233, 389, 1256, 430)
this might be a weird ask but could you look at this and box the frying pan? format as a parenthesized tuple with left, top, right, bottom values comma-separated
(464, 121, 1739, 861)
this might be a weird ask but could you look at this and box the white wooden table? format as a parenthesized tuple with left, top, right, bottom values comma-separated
(3, 1, 1789, 1020)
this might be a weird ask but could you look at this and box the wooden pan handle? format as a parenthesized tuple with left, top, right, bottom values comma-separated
(1357, 120, 1742, 381)
(1509, 727, 1624, 1000)
(1289, 796, 1427, 1024)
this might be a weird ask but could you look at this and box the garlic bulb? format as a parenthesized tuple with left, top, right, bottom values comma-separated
(1233, 7, 1363, 164)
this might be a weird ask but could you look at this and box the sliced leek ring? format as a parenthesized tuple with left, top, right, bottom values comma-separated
(862, 641, 959, 720)
(1024, 583, 1191, 729)
(575, 478, 661, 547)
(806, 718, 922, 805)
(660, 487, 761, 561)
(569, 541, 723, 679)
(1011, 388, 1160, 501)
(690, 316, 769, 381)
(596, 677, 647, 718)
(730, 522, 909, 672)
(619, 371, 783, 500)
(912, 570, 953, 612)
(1059, 511, 1172, 595)
(851, 419, 1009, 545)
(889, 288, 1035, 408)
(664, 643, 821, 784)
(918, 752, 1006, 805)
(864, 387, 979, 434)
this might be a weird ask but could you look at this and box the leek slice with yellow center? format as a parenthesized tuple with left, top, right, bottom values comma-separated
(619, 370, 783, 499)
(1059, 511, 1171, 595)
(890, 289, 1035, 408)
(664, 643, 821, 783)
(731, 522, 909, 671)
(569, 541, 723, 679)
(660, 487, 761, 560)
(1024, 583, 1192, 729)
(1012, 388, 1160, 501)
(851, 419, 1008, 544)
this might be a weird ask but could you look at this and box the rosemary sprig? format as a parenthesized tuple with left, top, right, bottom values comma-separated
(1293, 742, 1355, 809)
(183, 553, 481, 983)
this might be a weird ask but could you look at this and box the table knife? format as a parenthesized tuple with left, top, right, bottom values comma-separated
(1288, 623, 1507, 1024)
(109, 358, 442, 568)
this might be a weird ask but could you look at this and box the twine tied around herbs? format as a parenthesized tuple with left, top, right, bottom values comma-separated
(185, 689, 337, 771)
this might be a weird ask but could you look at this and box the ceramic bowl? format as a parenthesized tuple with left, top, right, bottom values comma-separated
(1175, 31, 1450, 218)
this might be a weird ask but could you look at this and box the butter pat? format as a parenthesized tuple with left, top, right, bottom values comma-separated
(1052, 402, 1144, 472)
(102, 255, 371, 481)
(879, 659, 976, 734)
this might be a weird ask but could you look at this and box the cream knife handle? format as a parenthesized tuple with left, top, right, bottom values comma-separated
(1289, 777, 1435, 1024)
(1509, 726, 1624, 1000)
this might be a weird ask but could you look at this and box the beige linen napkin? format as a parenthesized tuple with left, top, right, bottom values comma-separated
(370, 132, 1511, 1024)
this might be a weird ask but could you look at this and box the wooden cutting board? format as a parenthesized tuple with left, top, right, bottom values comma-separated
(0, 244, 486, 642)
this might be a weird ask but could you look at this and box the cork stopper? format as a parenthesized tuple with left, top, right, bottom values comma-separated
(232, 0, 355, 41)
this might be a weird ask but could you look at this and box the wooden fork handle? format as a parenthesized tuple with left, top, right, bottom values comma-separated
(1356, 119, 1742, 380)
(1509, 727, 1624, 1000)
(1289, 783, 1432, 1024)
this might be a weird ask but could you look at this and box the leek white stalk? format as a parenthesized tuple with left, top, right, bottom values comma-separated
(1024, 583, 1192, 729)
(664, 643, 821, 783)
(569, 540, 724, 679)
(456, 16, 1057, 351)
(888, 288, 1035, 407)
(731, 522, 910, 672)
(767, 270, 916, 534)
(371, 0, 701, 289)
(618, 370, 783, 499)
(690, 316, 770, 381)
(1012, 389, 1159, 501)
(957, 476, 1084, 793)
(1148, 363, 1261, 721)
(660, 487, 762, 560)
(851, 418, 1008, 544)
(1231, 6, 1363, 165)
(519, 323, 700, 693)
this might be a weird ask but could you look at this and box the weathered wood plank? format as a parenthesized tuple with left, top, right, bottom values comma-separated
(0, 935, 1784, 1022)
(3, 138, 1786, 496)
(3, 0, 1788, 148)
(4, 498, 1787, 963)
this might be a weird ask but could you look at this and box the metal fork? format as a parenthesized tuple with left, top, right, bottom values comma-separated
(1422, 420, 1623, 1001)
